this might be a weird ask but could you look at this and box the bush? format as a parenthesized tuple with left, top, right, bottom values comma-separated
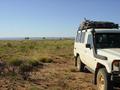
(29, 45, 35, 49)
(0, 60, 6, 74)
(56, 46, 61, 49)
(28, 60, 40, 66)
(19, 63, 33, 80)
(39, 58, 53, 63)
(19, 63, 32, 72)
(6, 42, 12, 47)
(20, 46, 28, 52)
(9, 59, 23, 66)
(70, 68, 78, 72)
(29, 86, 40, 90)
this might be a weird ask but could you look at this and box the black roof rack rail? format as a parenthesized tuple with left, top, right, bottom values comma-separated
(79, 20, 119, 30)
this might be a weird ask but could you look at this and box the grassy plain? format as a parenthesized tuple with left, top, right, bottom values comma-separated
(0, 39, 96, 90)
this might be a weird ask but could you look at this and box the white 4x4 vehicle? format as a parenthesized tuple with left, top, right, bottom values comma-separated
(74, 20, 120, 90)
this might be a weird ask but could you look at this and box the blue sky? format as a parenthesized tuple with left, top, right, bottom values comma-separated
(0, 0, 120, 37)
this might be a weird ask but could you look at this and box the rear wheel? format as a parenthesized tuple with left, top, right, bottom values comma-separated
(76, 56, 84, 72)
(97, 68, 113, 90)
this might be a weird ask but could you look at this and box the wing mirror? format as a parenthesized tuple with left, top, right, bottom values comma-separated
(86, 44, 91, 48)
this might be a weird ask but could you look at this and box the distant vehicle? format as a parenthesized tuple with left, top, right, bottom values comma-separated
(74, 20, 120, 90)
(25, 37, 30, 40)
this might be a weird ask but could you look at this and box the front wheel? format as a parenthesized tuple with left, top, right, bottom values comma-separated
(76, 56, 84, 72)
(97, 68, 113, 90)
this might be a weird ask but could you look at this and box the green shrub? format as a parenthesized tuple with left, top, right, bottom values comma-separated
(39, 58, 53, 63)
(29, 45, 35, 49)
(20, 46, 28, 52)
(29, 86, 40, 90)
(9, 59, 23, 66)
(6, 42, 12, 47)
(56, 46, 61, 49)
(70, 68, 78, 72)
(28, 60, 39, 66)
(19, 63, 32, 72)
(19, 63, 33, 80)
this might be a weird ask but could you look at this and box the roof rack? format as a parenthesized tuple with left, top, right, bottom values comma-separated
(79, 20, 119, 30)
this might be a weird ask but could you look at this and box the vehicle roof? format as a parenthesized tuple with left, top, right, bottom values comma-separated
(85, 29, 120, 33)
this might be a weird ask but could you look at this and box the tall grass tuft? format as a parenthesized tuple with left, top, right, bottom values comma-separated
(9, 59, 23, 66)
(39, 58, 54, 63)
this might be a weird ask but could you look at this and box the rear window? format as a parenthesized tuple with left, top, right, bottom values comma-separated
(75, 31, 85, 43)
(76, 31, 81, 42)
(80, 32, 85, 43)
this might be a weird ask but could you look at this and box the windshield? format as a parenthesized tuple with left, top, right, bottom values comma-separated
(95, 33, 120, 49)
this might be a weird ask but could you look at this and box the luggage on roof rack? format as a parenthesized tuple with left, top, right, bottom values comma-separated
(79, 20, 119, 30)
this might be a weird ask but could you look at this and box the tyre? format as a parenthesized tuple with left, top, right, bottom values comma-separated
(97, 68, 113, 90)
(76, 56, 84, 72)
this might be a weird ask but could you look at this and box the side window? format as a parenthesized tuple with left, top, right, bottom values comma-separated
(87, 34, 93, 47)
(81, 32, 85, 43)
(76, 31, 81, 42)
(75, 32, 78, 42)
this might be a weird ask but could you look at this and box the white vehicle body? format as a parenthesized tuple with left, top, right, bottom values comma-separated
(74, 28, 120, 86)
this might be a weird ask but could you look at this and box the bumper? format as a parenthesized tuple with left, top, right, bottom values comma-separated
(111, 71, 120, 86)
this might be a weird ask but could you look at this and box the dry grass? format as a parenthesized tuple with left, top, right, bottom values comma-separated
(0, 39, 97, 90)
